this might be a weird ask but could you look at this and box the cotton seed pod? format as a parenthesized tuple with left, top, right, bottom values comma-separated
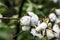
(49, 13, 57, 22)
(27, 12, 39, 27)
(22, 26, 30, 31)
(36, 22, 47, 32)
(46, 29, 55, 39)
(30, 28, 43, 38)
(20, 16, 31, 26)
(55, 9, 60, 16)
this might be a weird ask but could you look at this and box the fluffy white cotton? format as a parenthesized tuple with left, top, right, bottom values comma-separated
(46, 29, 55, 39)
(22, 26, 30, 31)
(27, 12, 39, 27)
(36, 22, 47, 32)
(20, 16, 31, 26)
(53, 24, 60, 38)
(56, 9, 60, 16)
(30, 28, 43, 38)
(49, 13, 57, 22)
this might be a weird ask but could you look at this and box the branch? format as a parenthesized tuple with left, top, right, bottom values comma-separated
(0, 17, 19, 20)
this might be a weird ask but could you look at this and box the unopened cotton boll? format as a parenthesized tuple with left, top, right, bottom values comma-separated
(55, 9, 60, 16)
(49, 13, 57, 22)
(30, 28, 43, 38)
(46, 29, 55, 39)
(27, 12, 39, 27)
(20, 16, 31, 26)
(22, 26, 30, 31)
(36, 22, 47, 32)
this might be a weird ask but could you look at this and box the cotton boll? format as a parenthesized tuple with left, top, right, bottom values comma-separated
(20, 16, 31, 26)
(27, 12, 39, 27)
(46, 29, 55, 39)
(30, 28, 43, 38)
(36, 22, 47, 32)
(55, 9, 60, 16)
(22, 26, 30, 31)
(53, 24, 60, 38)
(49, 13, 57, 22)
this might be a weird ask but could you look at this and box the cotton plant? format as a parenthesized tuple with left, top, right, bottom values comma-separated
(20, 10, 60, 40)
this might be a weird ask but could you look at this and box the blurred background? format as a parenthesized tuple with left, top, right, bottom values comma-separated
(0, 0, 60, 40)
